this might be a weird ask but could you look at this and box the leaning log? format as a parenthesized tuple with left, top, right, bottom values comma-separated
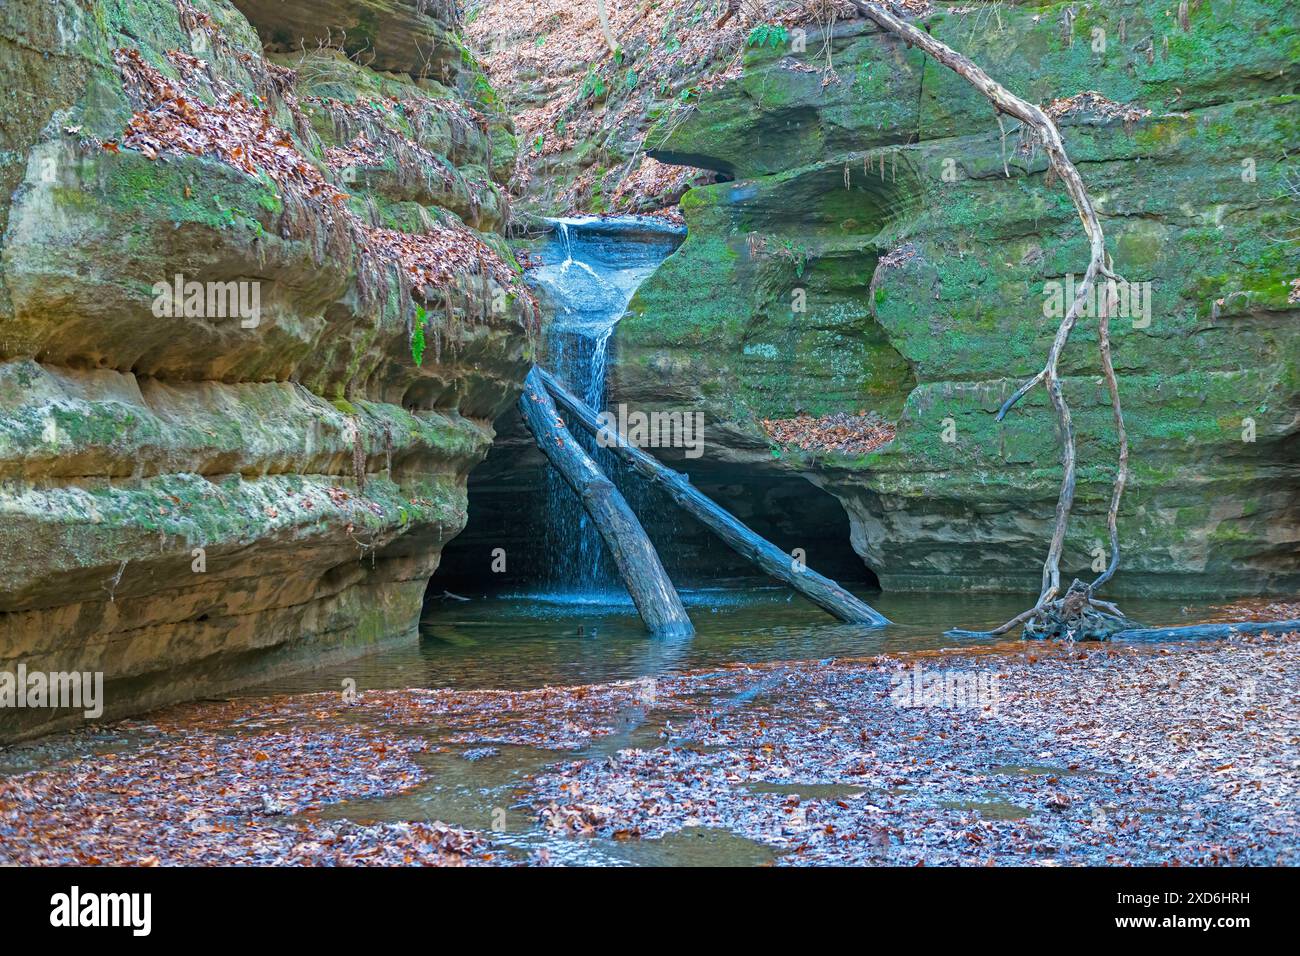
(537, 368, 890, 627)
(519, 368, 694, 638)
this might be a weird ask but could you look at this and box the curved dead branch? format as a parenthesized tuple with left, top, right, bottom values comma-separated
(1091, 262, 1131, 593)
(849, 0, 1132, 637)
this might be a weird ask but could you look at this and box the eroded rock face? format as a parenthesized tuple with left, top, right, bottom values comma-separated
(0, 0, 532, 740)
(231, 0, 464, 81)
(613, 1, 1300, 597)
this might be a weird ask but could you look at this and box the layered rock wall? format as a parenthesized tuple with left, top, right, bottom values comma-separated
(0, 0, 532, 738)
(615, 0, 1300, 596)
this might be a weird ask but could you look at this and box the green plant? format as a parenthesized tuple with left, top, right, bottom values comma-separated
(580, 66, 608, 101)
(472, 73, 497, 108)
(774, 237, 809, 277)
(747, 23, 789, 49)
(410, 305, 427, 366)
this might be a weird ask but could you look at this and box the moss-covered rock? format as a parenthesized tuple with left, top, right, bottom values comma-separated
(0, 0, 531, 740)
(614, 2, 1300, 598)
(230, 0, 462, 81)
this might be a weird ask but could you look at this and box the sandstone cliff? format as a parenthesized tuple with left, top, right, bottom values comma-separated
(613, 0, 1299, 597)
(0, 0, 533, 738)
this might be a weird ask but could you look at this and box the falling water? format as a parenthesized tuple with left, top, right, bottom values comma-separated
(527, 215, 685, 597)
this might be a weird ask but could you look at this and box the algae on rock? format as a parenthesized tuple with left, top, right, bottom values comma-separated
(612, 1, 1300, 597)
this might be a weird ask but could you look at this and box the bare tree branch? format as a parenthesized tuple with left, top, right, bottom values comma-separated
(595, 0, 619, 54)
(848, 0, 1131, 636)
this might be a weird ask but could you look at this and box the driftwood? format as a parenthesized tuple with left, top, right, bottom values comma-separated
(537, 368, 891, 627)
(518, 368, 694, 638)
(949, 588, 1300, 641)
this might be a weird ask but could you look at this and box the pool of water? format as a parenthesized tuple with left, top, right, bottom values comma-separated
(234, 585, 1203, 865)
(1, 585, 1272, 866)
(239, 587, 1204, 698)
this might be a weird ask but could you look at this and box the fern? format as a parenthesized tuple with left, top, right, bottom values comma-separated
(746, 24, 789, 48)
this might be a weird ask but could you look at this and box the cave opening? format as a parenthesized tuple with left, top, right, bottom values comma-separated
(424, 413, 880, 607)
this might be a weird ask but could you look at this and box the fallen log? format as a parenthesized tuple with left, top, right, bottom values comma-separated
(537, 368, 890, 628)
(518, 368, 694, 638)
(1112, 619, 1300, 642)
(950, 616, 1300, 642)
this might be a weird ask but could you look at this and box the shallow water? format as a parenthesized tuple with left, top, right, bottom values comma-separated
(3, 586, 1262, 866)
(241, 586, 1202, 697)
(237, 585, 1208, 864)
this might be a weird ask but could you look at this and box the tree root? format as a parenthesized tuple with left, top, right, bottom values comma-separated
(946, 580, 1139, 641)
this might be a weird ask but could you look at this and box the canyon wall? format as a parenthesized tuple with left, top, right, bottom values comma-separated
(613, 0, 1300, 597)
(0, 0, 532, 739)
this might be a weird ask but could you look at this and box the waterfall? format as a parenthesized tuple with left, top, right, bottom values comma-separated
(527, 215, 685, 598)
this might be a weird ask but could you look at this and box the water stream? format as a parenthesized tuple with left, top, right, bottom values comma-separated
(219, 590, 1211, 866)
(272, 589, 1205, 694)
(527, 215, 685, 596)
(0, 587, 1216, 866)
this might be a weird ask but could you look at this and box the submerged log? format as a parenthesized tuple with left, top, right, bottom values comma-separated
(518, 368, 694, 638)
(951, 614, 1300, 642)
(537, 368, 890, 628)
(1112, 619, 1300, 642)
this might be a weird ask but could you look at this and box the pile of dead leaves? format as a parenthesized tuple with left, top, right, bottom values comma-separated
(466, 0, 841, 212)
(1209, 599, 1300, 623)
(610, 157, 711, 213)
(112, 49, 348, 207)
(527, 632, 1300, 865)
(761, 411, 895, 456)
(106, 36, 537, 328)
(323, 134, 386, 169)
(1045, 90, 1152, 124)
(877, 242, 920, 270)
(363, 225, 520, 300)
(307, 93, 487, 138)
(539, 801, 617, 835)
(8, 629, 1299, 866)
(304, 95, 471, 185)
